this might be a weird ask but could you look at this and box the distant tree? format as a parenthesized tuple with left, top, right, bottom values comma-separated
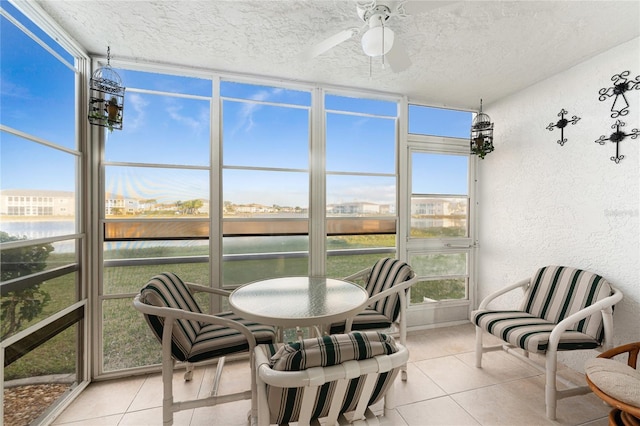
(179, 199, 203, 215)
(189, 199, 203, 214)
(0, 231, 54, 339)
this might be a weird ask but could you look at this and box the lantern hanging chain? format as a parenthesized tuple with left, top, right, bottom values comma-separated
(107, 46, 111, 66)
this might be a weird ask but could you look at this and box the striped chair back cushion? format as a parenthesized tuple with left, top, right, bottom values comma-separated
(266, 332, 399, 424)
(366, 258, 414, 322)
(520, 266, 613, 340)
(139, 272, 203, 361)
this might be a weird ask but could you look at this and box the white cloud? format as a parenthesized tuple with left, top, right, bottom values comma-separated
(166, 103, 204, 134)
(231, 88, 283, 135)
(126, 93, 149, 130)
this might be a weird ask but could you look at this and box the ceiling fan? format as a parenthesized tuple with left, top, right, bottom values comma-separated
(298, 1, 455, 73)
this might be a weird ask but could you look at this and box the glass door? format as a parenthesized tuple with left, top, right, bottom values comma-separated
(404, 105, 475, 328)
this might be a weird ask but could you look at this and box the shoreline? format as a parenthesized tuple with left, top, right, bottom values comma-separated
(1, 216, 75, 223)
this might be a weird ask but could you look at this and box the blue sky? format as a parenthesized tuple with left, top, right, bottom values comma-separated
(1, 1, 471, 209)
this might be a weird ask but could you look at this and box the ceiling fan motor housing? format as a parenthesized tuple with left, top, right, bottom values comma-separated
(357, 4, 392, 23)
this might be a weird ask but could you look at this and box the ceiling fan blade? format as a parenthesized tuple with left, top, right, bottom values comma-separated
(298, 28, 359, 61)
(399, 1, 457, 15)
(385, 39, 411, 73)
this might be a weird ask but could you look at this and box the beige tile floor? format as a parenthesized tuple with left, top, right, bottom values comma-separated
(51, 323, 610, 426)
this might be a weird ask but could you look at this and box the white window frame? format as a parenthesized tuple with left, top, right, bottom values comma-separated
(402, 122, 478, 330)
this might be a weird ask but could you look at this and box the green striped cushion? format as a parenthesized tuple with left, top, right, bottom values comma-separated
(328, 308, 392, 335)
(140, 272, 202, 361)
(264, 332, 399, 424)
(140, 273, 276, 362)
(330, 258, 413, 334)
(270, 331, 397, 371)
(365, 258, 414, 322)
(472, 310, 600, 353)
(520, 266, 612, 340)
(189, 311, 277, 362)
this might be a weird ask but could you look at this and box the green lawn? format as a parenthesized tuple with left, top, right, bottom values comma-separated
(4, 234, 466, 378)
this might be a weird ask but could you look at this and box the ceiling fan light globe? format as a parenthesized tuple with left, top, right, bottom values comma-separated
(361, 27, 394, 57)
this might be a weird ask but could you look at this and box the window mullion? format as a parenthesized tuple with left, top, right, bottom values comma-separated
(309, 87, 326, 277)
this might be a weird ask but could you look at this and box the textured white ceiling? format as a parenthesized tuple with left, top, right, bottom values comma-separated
(33, 0, 640, 110)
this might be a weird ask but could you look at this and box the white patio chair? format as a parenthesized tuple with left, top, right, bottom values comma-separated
(472, 265, 623, 420)
(255, 331, 409, 426)
(329, 258, 418, 380)
(133, 272, 277, 425)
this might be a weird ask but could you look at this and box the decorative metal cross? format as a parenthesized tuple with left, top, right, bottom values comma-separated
(598, 71, 640, 118)
(546, 109, 580, 146)
(594, 120, 639, 163)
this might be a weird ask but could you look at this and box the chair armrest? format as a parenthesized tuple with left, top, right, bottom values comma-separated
(548, 286, 623, 351)
(344, 268, 372, 284)
(185, 282, 232, 297)
(256, 344, 410, 387)
(477, 278, 530, 310)
(133, 294, 257, 348)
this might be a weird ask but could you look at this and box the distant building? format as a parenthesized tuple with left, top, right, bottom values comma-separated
(411, 198, 446, 216)
(235, 203, 271, 214)
(105, 193, 140, 215)
(327, 202, 394, 215)
(0, 189, 75, 216)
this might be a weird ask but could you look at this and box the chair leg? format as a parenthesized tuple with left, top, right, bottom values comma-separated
(250, 351, 258, 426)
(163, 358, 175, 426)
(398, 313, 407, 382)
(545, 349, 558, 420)
(184, 362, 193, 381)
(475, 326, 483, 368)
(211, 356, 226, 397)
(162, 318, 175, 426)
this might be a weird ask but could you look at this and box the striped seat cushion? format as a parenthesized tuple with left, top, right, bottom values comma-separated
(262, 332, 399, 424)
(190, 311, 278, 363)
(472, 266, 613, 353)
(329, 308, 392, 335)
(140, 272, 276, 362)
(366, 258, 414, 322)
(471, 310, 600, 353)
(330, 258, 414, 333)
(140, 272, 203, 361)
(520, 266, 612, 340)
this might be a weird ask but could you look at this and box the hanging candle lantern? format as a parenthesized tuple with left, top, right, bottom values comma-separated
(88, 47, 125, 131)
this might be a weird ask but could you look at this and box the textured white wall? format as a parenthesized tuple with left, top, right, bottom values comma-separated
(476, 37, 640, 372)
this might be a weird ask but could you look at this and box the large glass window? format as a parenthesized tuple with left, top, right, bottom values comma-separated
(325, 94, 398, 277)
(1, 3, 83, 423)
(100, 72, 211, 372)
(221, 81, 311, 283)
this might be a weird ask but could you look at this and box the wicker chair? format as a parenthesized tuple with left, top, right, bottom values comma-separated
(586, 342, 640, 425)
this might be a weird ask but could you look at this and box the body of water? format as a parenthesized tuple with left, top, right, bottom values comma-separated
(1, 220, 76, 252)
(0, 220, 76, 240)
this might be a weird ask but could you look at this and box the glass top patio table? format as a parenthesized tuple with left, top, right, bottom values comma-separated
(228, 276, 369, 329)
